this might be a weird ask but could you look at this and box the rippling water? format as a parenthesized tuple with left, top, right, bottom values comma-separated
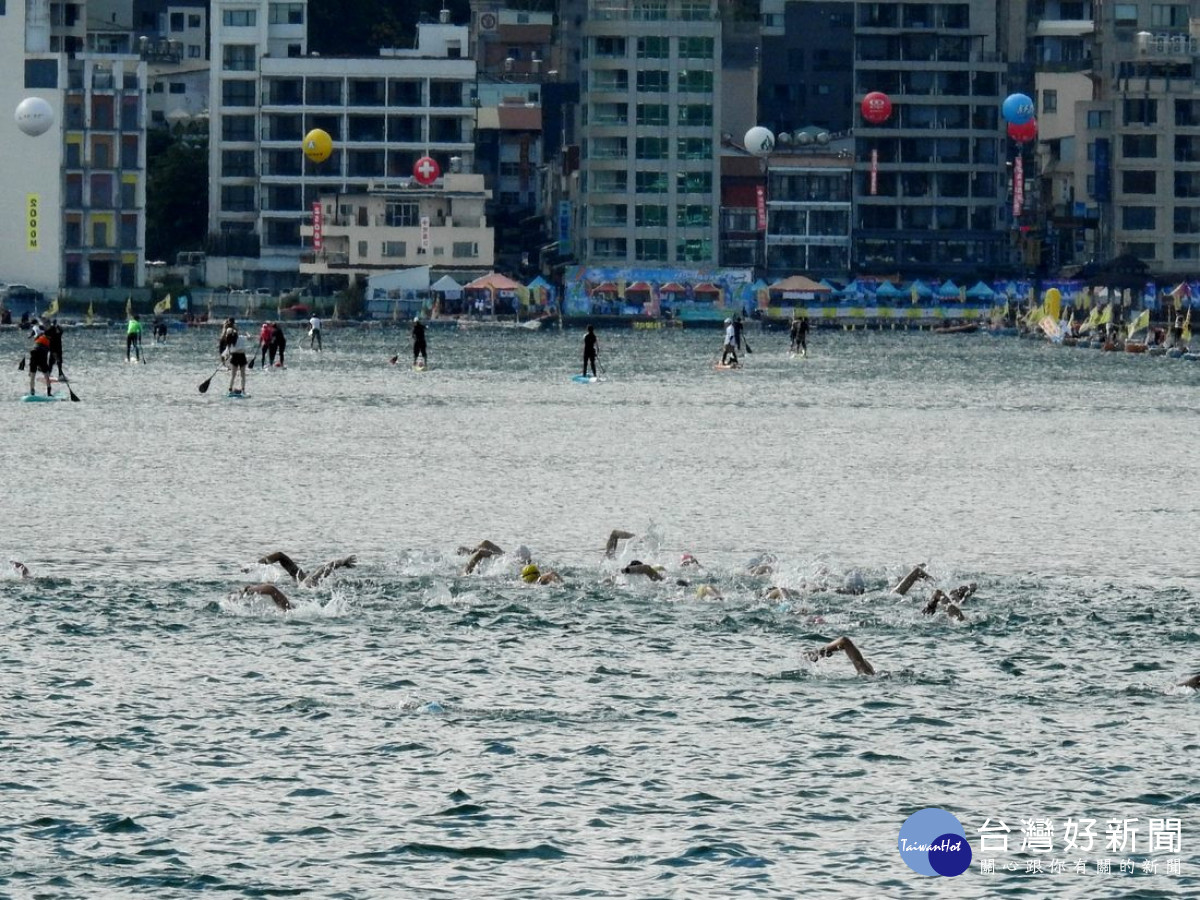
(2, 325, 1199, 897)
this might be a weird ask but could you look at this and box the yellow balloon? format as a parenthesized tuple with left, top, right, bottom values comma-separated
(302, 128, 332, 163)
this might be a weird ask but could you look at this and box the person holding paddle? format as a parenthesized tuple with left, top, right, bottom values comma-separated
(412, 317, 428, 368)
(27, 323, 54, 397)
(222, 322, 249, 395)
(125, 314, 143, 363)
(721, 318, 739, 366)
(582, 325, 599, 377)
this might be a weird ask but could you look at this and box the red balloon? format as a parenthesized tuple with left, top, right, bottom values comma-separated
(861, 92, 892, 125)
(1007, 118, 1038, 143)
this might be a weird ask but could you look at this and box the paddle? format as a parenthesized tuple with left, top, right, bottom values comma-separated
(17, 355, 25, 371)
(198, 362, 224, 394)
(66, 382, 80, 402)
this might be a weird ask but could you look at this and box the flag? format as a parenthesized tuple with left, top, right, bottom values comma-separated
(1079, 305, 1100, 334)
(85, 302, 94, 325)
(44, 297, 59, 318)
(153, 294, 172, 314)
(1097, 304, 1112, 326)
(125, 297, 132, 320)
(1184, 307, 1192, 343)
(1171, 282, 1192, 302)
(1127, 308, 1150, 339)
(1024, 303, 1043, 327)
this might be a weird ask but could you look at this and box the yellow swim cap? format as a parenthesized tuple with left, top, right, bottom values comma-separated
(521, 564, 540, 583)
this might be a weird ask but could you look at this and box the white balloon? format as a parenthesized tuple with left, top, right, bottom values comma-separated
(744, 126, 775, 157)
(16, 97, 54, 137)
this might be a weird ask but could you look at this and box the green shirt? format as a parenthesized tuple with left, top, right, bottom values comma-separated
(127, 318, 142, 335)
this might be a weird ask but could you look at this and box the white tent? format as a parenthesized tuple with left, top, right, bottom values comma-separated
(431, 274, 463, 299)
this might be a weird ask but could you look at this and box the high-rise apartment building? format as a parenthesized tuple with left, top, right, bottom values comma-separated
(577, 0, 722, 266)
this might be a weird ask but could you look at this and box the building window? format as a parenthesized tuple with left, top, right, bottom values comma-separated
(221, 80, 254, 105)
(678, 204, 711, 227)
(24, 59, 57, 89)
(222, 150, 256, 177)
(637, 36, 669, 58)
(1122, 134, 1157, 158)
(221, 115, 255, 142)
(188, 45, 201, 58)
(632, 1, 668, 21)
(591, 238, 626, 259)
(678, 104, 712, 127)
(269, 3, 305, 25)
(678, 37, 714, 59)
(453, 241, 479, 258)
(636, 238, 667, 260)
(635, 70, 669, 92)
(220, 185, 256, 212)
(1122, 242, 1156, 259)
(676, 238, 712, 261)
(636, 104, 668, 126)
(189, 14, 202, 28)
(678, 1, 711, 21)
(636, 136, 669, 159)
(170, 12, 184, 31)
(382, 241, 406, 257)
(222, 9, 257, 27)
(386, 202, 419, 227)
(1041, 89, 1057, 113)
(1114, 4, 1138, 24)
(1123, 99, 1157, 125)
(635, 205, 667, 227)
(677, 137, 712, 160)
(677, 170, 712, 193)
(592, 36, 626, 57)
(1086, 110, 1111, 129)
(1151, 4, 1189, 26)
(635, 171, 669, 193)
(678, 70, 713, 93)
(222, 45, 256, 72)
(1121, 206, 1156, 230)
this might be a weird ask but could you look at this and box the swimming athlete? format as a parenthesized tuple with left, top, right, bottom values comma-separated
(806, 636, 875, 676)
(10, 560, 31, 579)
(582, 325, 598, 377)
(892, 564, 932, 596)
(459, 540, 531, 575)
(412, 318, 427, 367)
(256, 551, 357, 587)
(520, 563, 563, 585)
(621, 560, 665, 582)
(125, 313, 143, 362)
(604, 529, 635, 558)
(27, 324, 54, 396)
(1179, 674, 1200, 689)
(721, 318, 739, 366)
(223, 325, 249, 394)
(236, 583, 293, 611)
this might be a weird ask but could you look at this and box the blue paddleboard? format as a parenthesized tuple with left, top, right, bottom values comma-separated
(22, 393, 66, 402)
(226, 391, 251, 399)
(572, 374, 604, 384)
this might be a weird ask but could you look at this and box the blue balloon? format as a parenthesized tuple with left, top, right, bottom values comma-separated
(1002, 93, 1034, 125)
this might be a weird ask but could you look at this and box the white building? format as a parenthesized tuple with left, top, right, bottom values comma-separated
(208, 1, 477, 288)
(0, 1, 148, 293)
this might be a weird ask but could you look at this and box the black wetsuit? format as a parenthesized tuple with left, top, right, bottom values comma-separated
(270, 324, 287, 366)
(583, 331, 598, 376)
(412, 321, 427, 365)
(734, 318, 745, 350)
(47, 323, 64, 377)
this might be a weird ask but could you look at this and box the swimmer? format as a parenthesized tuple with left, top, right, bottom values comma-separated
(763, 585, 799, 601)
(605, 529, 635, 558)
(622, 559, 665, 582)
(921, 590, 965, 621)
(238, 583, 293, 611)
(1179, 674, 1200, 689)
(892, 564, 932, 596)
(520, 563, 562, 585)
(805, 636, 875, 676)
(746, 554, 776, 577)
(694, 584, 722, 600)
(10, 560, 31, 579)
(680, 552, 703, 569)
(256, 550, 357, 587)
(835, 570, 867, 596)
(458, 540, 511, 574)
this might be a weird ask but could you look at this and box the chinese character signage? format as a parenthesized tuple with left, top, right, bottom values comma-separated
(311, 202, 323, 251)
(558, 200, 571, 256)
(756, 184, 766, 232)
(420, 216, 431, 252)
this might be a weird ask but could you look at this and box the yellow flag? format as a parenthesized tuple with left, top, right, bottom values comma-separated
(125, 297, 132, 319)
(1024, 303, 1043, 327)
(1184, 308, 1193, 343)
(153, 294, 172, 315)
(44, 297, 59, 317)
(1127, 308, 1150, 339)
(1097, 304, 1112, 326)
(85, 301, 94, 325)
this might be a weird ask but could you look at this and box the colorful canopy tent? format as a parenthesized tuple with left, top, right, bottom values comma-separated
(525, 275, 556, 309)
(841, 279, 866, 302)
(874, 281, 904, 302)
(908, 279, 933, 300)
(965, 281, 995, 301)
(937, 280, 961, 300)
(769, 275, 833, 300)
(465, 272, 524, 316)
(431, 274, 463, 298)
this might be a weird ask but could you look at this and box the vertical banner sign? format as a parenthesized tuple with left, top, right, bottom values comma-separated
(27, 194, 39, 250)
(311, 202, 323, 251)
(870, 149, 878, 196)
(1013, 155, 1024, 217)
(558, 200, 572, 255)
(420, 216, 431, 252)
(755, 184, 767, 232)
(1093, 138, 1111, 201)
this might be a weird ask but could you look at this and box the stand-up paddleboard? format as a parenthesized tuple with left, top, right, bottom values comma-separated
(572, 374, 605, 384)
(22, 393, 66, 402)
(226, 391, 251, 400)
(713, 363, 740, 371)
(413, 363, 428, 373)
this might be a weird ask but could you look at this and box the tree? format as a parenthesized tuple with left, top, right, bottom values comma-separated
(146, 123, 208, 263)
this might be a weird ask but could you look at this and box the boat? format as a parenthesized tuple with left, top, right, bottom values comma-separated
(1124, 342, 1147, 354)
